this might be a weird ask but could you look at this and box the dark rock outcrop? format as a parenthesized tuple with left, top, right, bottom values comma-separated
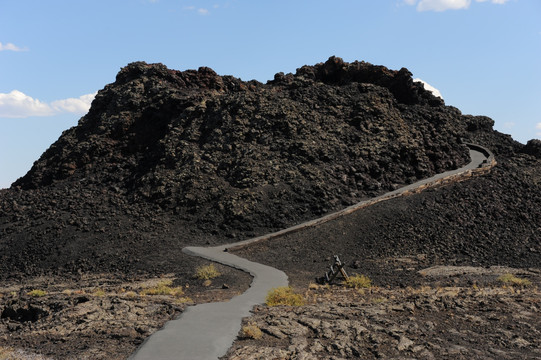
(0, 56, 536, 278)
(13, 58, 469, 232)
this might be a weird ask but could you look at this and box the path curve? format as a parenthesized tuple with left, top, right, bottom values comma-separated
(129, 143, 495, 360)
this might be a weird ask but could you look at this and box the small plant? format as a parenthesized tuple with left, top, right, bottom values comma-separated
(498, 273, 532, 287)
(308, 282, 329, 290)
(265, 286, 305, 307)
(141, 279, 185, 297)
(242, 324, 263, 339)
(175, 296, 193, 304)
(195, 264, 221, 280)
(124, 291, 138, 298)
(92, 289, 106, 297)
(343, 274, 372, 289)
(27, 289, 47, 297)
(308, 283, 319, 290)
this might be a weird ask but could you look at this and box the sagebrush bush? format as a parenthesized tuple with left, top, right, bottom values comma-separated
(343, 274, 372, 289)
(195, 264, 221, 280)
(265, 286, 305, 306)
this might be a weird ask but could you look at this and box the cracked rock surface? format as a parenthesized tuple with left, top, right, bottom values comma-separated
(224, 275, 541, 360)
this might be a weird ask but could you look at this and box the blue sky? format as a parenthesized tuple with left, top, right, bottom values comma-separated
(1, 0, 540, 189)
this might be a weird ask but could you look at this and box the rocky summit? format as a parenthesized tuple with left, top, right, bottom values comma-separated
(1, 56, 540, 359)
(14, 57, 470, 232)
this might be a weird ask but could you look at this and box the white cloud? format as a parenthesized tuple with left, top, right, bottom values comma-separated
(0, 90, 53, 117)
(405, 0, 509, 11)
(197, 8, 209, 15)
(413, 78, 443, 99)
(0, 90, 96, 118)
(536, 123, 541, 137)
(502, 122, 515, 129)
(418, 0, 471, 12)
(51, 93, 96, 114)
(0, 42, 28, 52)
(477, 0, 510, 3)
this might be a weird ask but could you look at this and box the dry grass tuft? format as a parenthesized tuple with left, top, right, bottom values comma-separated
(242, 324, 263, 339)
(27, 289, 47, 297)
(343, 274, 372, 289)
(92, 289, 106, 297)
(195, 264, 221, 280)
(140, 279, 184, 297)
(498, 273, 532, 287)
(124, 291, 138, 298)
(266, 286, 305, 307)
(308, 282, 329, 290)
(175, 297, 193, 304)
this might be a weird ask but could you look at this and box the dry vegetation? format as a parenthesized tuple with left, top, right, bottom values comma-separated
(343, 274, 372, 289)
(140, 279, 185, 297)
(498, 273, 532, 287)
(241, 324, 263, 340)
(265, 287, 305, 307)
(194, 264, 221, 281)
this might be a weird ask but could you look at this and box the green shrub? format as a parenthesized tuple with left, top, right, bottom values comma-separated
(265, 286, 305, 306)
(343, 274, 372, 289)
(195, 264, 221, 280)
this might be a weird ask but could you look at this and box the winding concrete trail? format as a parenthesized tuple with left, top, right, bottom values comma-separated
(129, 144, 494, 360)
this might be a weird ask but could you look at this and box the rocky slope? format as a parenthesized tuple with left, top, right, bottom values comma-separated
(234, 141, 541, 288)
(0, 56, 479, 278)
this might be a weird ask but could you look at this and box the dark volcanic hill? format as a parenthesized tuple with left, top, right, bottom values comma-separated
(0, 56, 539, 279)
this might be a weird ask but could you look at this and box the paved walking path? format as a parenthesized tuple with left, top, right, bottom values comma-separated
(129, 144, 494, 360)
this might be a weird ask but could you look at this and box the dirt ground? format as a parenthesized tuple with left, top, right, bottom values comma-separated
(2, 260, 539, 359)
(0, 263, 251, 360)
